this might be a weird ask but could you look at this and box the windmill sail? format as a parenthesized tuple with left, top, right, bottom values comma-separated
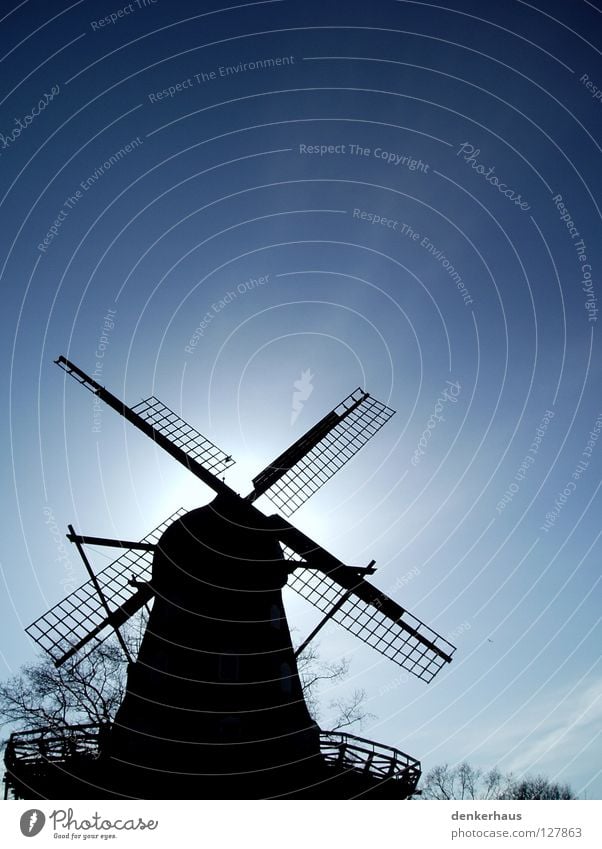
(277, 528, 455, 684)
(55, 357, 233, 495)
(26, 509, 186, 665)
(286, 561, 454, 684)
(249, 388, 395, 516)
(131, 396, 234, 475)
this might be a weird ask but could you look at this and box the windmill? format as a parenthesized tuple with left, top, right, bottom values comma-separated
(5, 356, 456, 800)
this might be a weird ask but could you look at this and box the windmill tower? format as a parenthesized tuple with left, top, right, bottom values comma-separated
(5, 356, 455, 800)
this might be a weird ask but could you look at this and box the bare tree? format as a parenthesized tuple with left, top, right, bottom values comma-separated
(0, 610, 149, 744)
(421, 762, 575, 800)
(422, 762, 511, 800)
(295, 642, 374, 732)
(0, 643, 127, 736)
(505, 777, 575, 800)
(328, 688, 373, 732)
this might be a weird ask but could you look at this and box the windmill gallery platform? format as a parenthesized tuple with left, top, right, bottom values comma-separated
(4, 724, 422, 799)
(5, 357, 455, 800)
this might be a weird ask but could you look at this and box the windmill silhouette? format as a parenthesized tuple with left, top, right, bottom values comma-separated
(6, 356, 456, 800)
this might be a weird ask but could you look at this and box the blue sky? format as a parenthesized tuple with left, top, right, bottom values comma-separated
(1, 0, 600, 797)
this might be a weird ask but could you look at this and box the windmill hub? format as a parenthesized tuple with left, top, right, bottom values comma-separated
(152, 496, 290, 594)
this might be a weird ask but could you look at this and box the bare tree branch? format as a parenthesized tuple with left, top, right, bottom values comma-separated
(0, 637, 131, 736)
(294, 639, 374, 732)
(329, 689, 375, 732)
(421, 762, 574, 800)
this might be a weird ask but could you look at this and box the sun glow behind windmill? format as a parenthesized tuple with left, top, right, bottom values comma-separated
(15, 355, 456, 800)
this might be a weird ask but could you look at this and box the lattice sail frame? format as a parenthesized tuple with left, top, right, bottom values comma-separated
(261, 390, 395, 517)
(282, 546, 455, 684)
(26, 509, 186, 664)
(131, 397, 234, 474)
